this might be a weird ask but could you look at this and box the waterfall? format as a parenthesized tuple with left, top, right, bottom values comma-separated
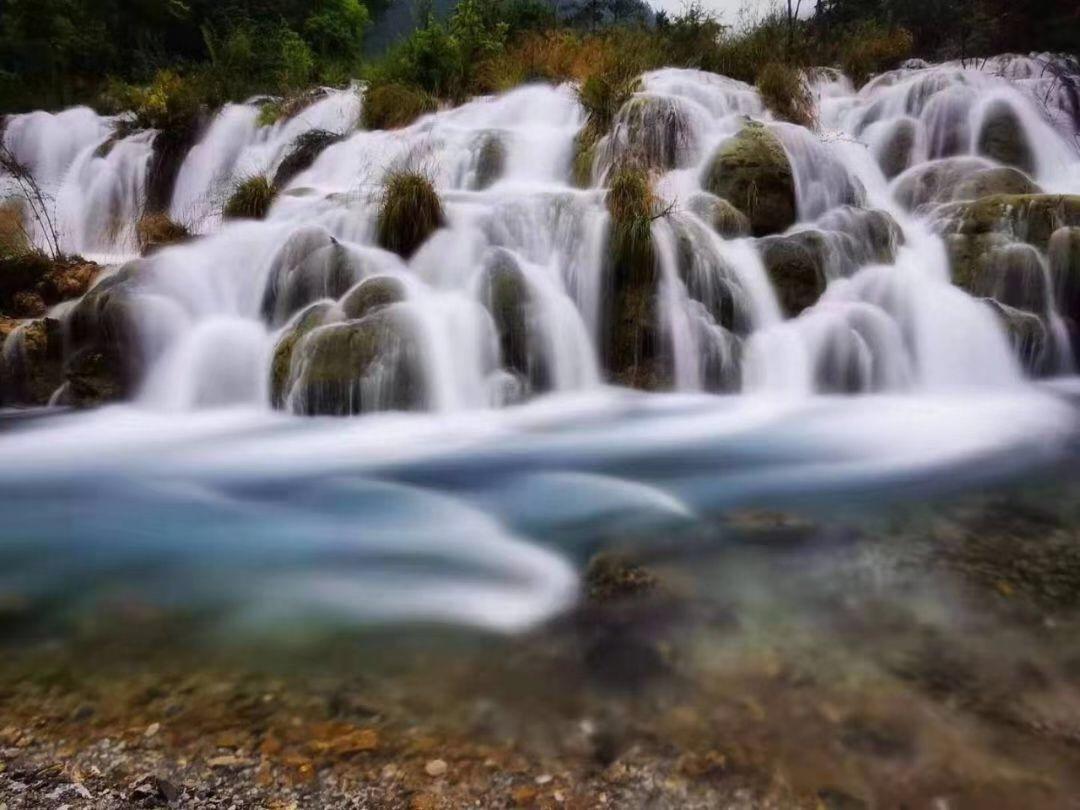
(3, 55, 1080, 415)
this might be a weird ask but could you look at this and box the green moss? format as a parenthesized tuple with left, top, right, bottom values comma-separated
(223, 176, 278, 221)
(755, 62, 816, 129)
(341, 275, 407, 320)
(361, 83, 437, 130)
(269, 302, 334, 408)
(376, 171, 445, 259)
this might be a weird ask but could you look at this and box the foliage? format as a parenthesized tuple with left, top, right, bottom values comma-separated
(361, 83, 438, 129)
(376, 170, 444, 258)
(100, 70, 203, 132)
(756, 62, 817, 128)
(223, 176, 278, 220)
(839, 24, 915, 86)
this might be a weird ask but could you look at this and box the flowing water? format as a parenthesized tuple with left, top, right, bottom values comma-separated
(1, 53, 1080, 635)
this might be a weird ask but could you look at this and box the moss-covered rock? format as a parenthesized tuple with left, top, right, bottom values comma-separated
(815, 206, 904, 268)
(895, 158, 1041, 210)
(757, 233, 828, 317)
(472, 132, 505, 191)
(672, 214, 748, 334)
(272, 130, 344, 188)
(977, 100, 1036, 175)
(933, 194, 1080, 250)
(702, 120, 796, 237)
(875, 117, 917, 180)
(376, 171, 444, 259)
(687, 193, 751, 239)
(269, 301, 336, 409)
(982, 243, 1051, 315)
(478, 249, 551, 392)
(1049, 227, 1080, 326)
(340, 275, 407, 320)
(136, 214, 190, 256)
(601, 166, 667, 390)
(289, 307, 427, 415)
(146, 121, 203, 215)
(261, 227, 365, 326)
(0, 317, 63, 406)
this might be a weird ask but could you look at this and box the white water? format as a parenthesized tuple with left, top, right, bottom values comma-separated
(2, 54, 1080, 633)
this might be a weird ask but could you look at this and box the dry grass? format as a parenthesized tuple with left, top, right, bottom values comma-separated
(756, 62, 817, 129)
(361, 83, 437, 130)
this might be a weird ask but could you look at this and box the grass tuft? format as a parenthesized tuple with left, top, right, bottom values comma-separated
(376, 170, 445, 258)
(223, 176, 278, 221)
(361, 83, 437, 130)
(756, 62, 817, 129)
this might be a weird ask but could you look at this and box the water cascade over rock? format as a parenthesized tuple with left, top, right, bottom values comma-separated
(3, 54, 1080, 414)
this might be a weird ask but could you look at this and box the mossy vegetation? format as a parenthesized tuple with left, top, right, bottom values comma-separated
(223, 176, 278, 221)
(375, 170, 445, 258)
(756, 62, 816, 129)
(360, 82, 437, 130)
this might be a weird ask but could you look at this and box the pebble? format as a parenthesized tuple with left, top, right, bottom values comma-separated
(535, 774, 553, 785)
(144, 723, 160, 738)
(424, 758, 448, 777)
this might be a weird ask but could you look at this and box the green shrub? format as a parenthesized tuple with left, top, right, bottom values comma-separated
(223, 176, 278, 221)
(280, 30, 315, 93)
(376, 171, 445, 258)
(361, 83, 437, 130)
(756, 62, 816, 128)
(100, 70, 203, 132)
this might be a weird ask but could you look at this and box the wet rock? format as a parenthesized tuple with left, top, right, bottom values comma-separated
(817, 788, 869, 810)
(757, 233, 827, 317)
(261, 226, 365, 326)
(136, 214, 190, 256)
(146, 122, 203, 214)
(478, 249, 549, 393)
(894, 157, 1041, 210)
(932, 194, 1080, 252)
(672, 213, 750, 334)
(687, 193, 751, 239)
(815, 206, 904, 267)
(983, 299, 1051, 374)
(977, 100, 1036, 174)
(702, 120, 796, 237)
(585, 553, 659, 603)
(0, 252, 51, 314)
(340, 275, 407, 321)
(0, 317, 63, 405)
(875, 116, 917, 179)
(273, 129, 344, 188)
(603, 93, 698, 173)
(1049, 226, 1080, 353)
(471, 132, 505, 190)
(269, 301, 337, 409)
(982, 242, 1051, 315)
(289, 307, 427, 415)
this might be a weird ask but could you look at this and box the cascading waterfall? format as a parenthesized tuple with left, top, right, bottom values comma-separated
(2, 53, 1079, 416)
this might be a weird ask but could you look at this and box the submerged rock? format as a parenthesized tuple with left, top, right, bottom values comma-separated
(977, 100, 1036, 174)
(815, 206, 905, 268)
(601, 94, 698, 174)
(672, 214, 749, 334)
(702, 120, 796, 237)
(983, 298, 1051, 374)
(1049, 227, 1080, 340)
(875, 116, 917, 179)
(471, 132, 505, 191)
(932, 194, 1080, 252)
(273, 130, 344, 188)
(289, 307, 427, 415)
(261, 227, 365, 326)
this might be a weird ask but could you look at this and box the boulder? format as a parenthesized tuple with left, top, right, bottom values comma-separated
(602, 94, 698, 173)
(261, 226, 363, 325)
(672, 214, 749, 334)
(1049, 226, 1080, 355)
(146, 122, 202, 215)
(273, 130, 344, 188)
(269, 301, 336, 408)
(875, 117, 917, 180)
(983, 298, 1051, 375)
(757, 233, 828, 317)
(977, 100, 1036, 174)
(687, 193, 751, 239)
(702, 120, 796, 237)
(815, 206, 904, 267)
(478, 249, 548, 390)
(894, 157, 1041, 210)
(982, 243, 1051, 315)
(341, 275, 407, 321)
(288, 307, 427, 415)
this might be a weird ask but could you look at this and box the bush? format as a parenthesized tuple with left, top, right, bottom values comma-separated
(376, 170, 445, 258)
(223, 176, 277, 221)
(100, 70, 203, 132)
(361, 83, 437, 130)
(756, 62, 816, 128)
(840, 24, 914, 86)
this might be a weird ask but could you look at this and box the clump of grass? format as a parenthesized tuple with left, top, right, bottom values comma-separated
(841, 24, 914, 86)
(756, 62, 817, 129)
(223, 176, 277, 220)
(376, 170, 445, 258)
(573, 68, 642, 187)
(135, 213, 190, 255)
(361, 83, 437, 130)
(607, 164, 657, 265)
